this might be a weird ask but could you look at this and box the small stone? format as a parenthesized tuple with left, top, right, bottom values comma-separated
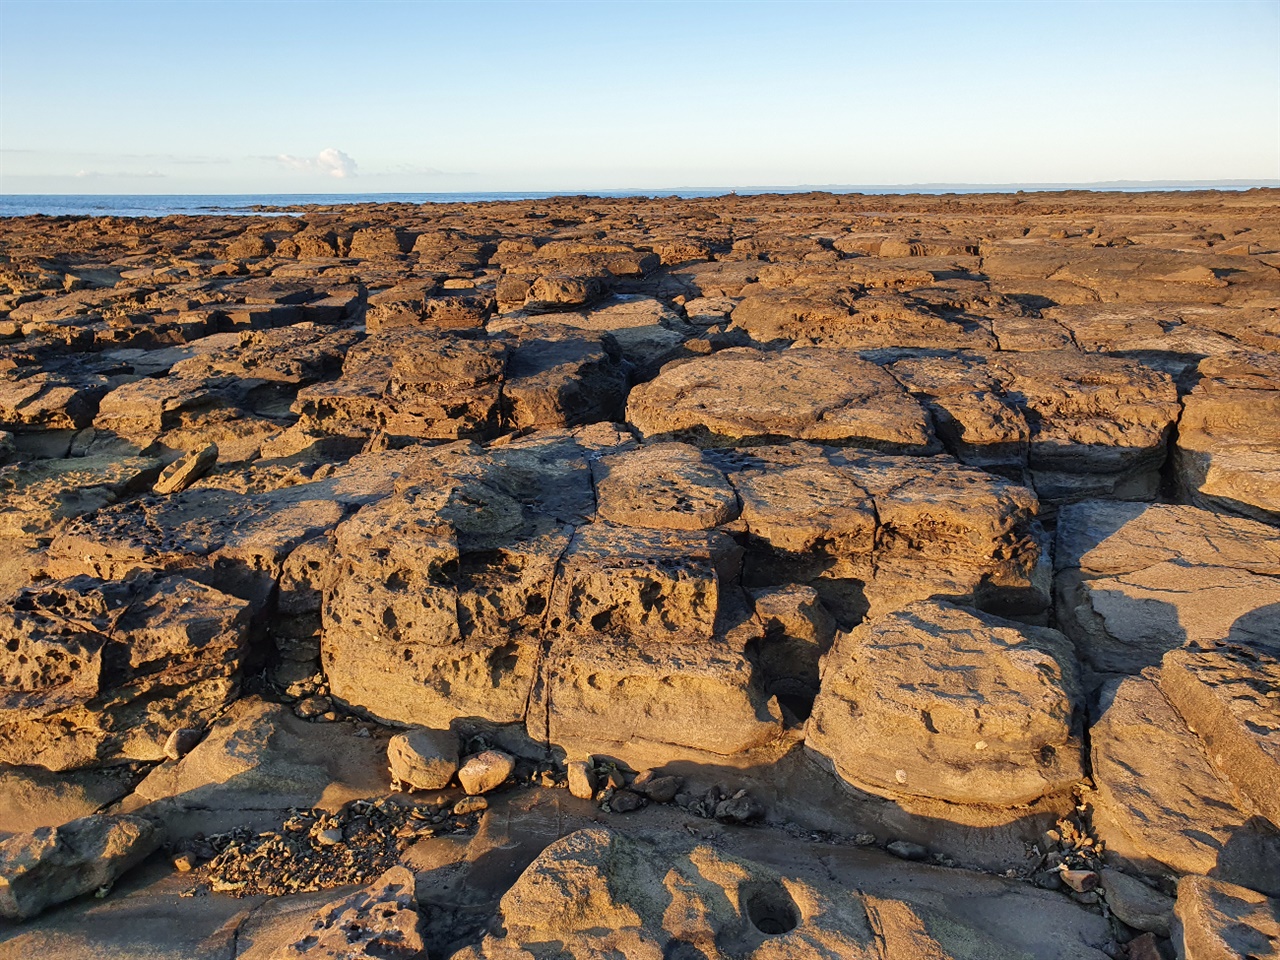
(453, 796, 488, 816)
(566, 761, 597, 800)
(314, 827, 343, 846)
(387, 727, 458, 791)
(1126, 933, 1162, 960)
(153, 443, 218, 495)
(457, 749, 516, 796)
(1099, 869, 1174, 936)
(632, 771, 682, 803)
(604, 768, 627, 790)
(173, 853, 195, 873)
(164, 727, 201, 761)
(853, 834, 877, 846)
(610, 791, 644, 813)
(714, 793, 764, 824)
(1034, 870, 1063, 890)
(1073, 891, 1100, 905)
(886, 840, 930, 862)
(1060, 868, 1099, 893)
(294, 695, 331, 720)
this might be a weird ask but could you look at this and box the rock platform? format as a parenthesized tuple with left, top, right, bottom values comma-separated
(1, 190, 1279, 958)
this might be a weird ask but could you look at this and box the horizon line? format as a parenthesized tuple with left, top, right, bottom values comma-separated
(3, 179, 1279, 199)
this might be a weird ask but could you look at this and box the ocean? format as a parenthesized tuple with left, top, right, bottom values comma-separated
(1, 183, 1276, 218)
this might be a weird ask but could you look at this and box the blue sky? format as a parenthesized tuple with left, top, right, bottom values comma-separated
(1, 0, 1277, 193)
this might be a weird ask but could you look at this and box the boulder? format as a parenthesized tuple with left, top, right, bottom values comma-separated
(0, 814, 162, 921)
(458, 750, 516, 796)
(1173, 876, 1280, 960)
(626, 346, 937, 454)
(807, 600, 1084, 807)
(387, 728, 458, 791)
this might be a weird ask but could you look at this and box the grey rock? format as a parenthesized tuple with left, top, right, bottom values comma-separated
(0, 814, 162, 921)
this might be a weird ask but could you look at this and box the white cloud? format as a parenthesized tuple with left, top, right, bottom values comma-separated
(276, 147, 358, 179)
(74, 169, 165, 179)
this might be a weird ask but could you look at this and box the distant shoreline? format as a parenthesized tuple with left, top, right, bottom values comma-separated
(2, 183, 1278, 219)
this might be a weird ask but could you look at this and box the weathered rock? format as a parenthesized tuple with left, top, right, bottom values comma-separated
(1055, 501, 1280, 677)
(387, 727, 458, 791)
(0, 455, 162, 540)
(455, 826, 1114, 960)
(627, 346, 937, 453)
(593, 441, 740, 530)
(1089, 676, 1278, 890)
(458, 750, 516, 795)
(152, 443, 217, 494)
(807, 600, 1084, 807)
(279, 865, 424, 959)
(566, 761, 597, 800)
(1173, 875, 1280, 960)
(1159, 642, 1280, 825)
(1177, 351, 1280, 525)
(1099, 869, 1175, 937)
(0, 574, 251, 771)
(0, 814, 162, 921)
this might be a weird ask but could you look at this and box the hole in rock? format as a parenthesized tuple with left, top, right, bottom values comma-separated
(745, 882, 799, 936)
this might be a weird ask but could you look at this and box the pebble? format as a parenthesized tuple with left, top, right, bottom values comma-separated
(610, 791, 644, 813)
(387, 727, 459, 791)
(314, 827, 343, 846)
(173, 853, 195, 873)
(714, 792, 764, 824)
(1060, 868, 1099, 893)
(632, 770, 682, 803)
(294, 695, 332, 720)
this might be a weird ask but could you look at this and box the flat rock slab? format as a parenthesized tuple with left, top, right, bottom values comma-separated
(626, 346, 937, 453)
(1090, 676, 1280, 892)
(124, 697, 389, 837)
(0, 813, 162, 921)
(807, 599, 1084, 807)
(455, 825, 1114, 960)
(1174, 876, 1280, 960)
(592, 441, 740, 530)
(1055, 501, 1280, 677)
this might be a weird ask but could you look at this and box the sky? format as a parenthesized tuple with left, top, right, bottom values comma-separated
(1, 0, 1277, 194)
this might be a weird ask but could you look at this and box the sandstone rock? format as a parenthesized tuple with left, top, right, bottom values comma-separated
(1055, 501, 1280, 677)
(627, 346, 937, 453)
(593, 441, 740, 530)
(1176, 350, 1280, 525)
(566, 761, 597, 800)
(279, 865, 424, 959)
(152, 442, 217, 494)
(124, 696, 389, 837)
(0, 573, 251, 771)
(1173, 875, 1280, 960)
(458, 750, 516, 795)
(0, 455, 162, 540)
(1099, 869, 1174, 937)
(1089, 676, 1278, 890)
(807, 600, 1084, 807)
(0, 814, 162, 920)
(387, 727, 458, 791)
(1159, 642, 1280, 824)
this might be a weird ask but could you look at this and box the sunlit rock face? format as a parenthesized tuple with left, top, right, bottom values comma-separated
(1, 191, 1279, 954)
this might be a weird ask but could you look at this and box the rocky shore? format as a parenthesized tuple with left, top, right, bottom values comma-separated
(0, 189, 1277, 959)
